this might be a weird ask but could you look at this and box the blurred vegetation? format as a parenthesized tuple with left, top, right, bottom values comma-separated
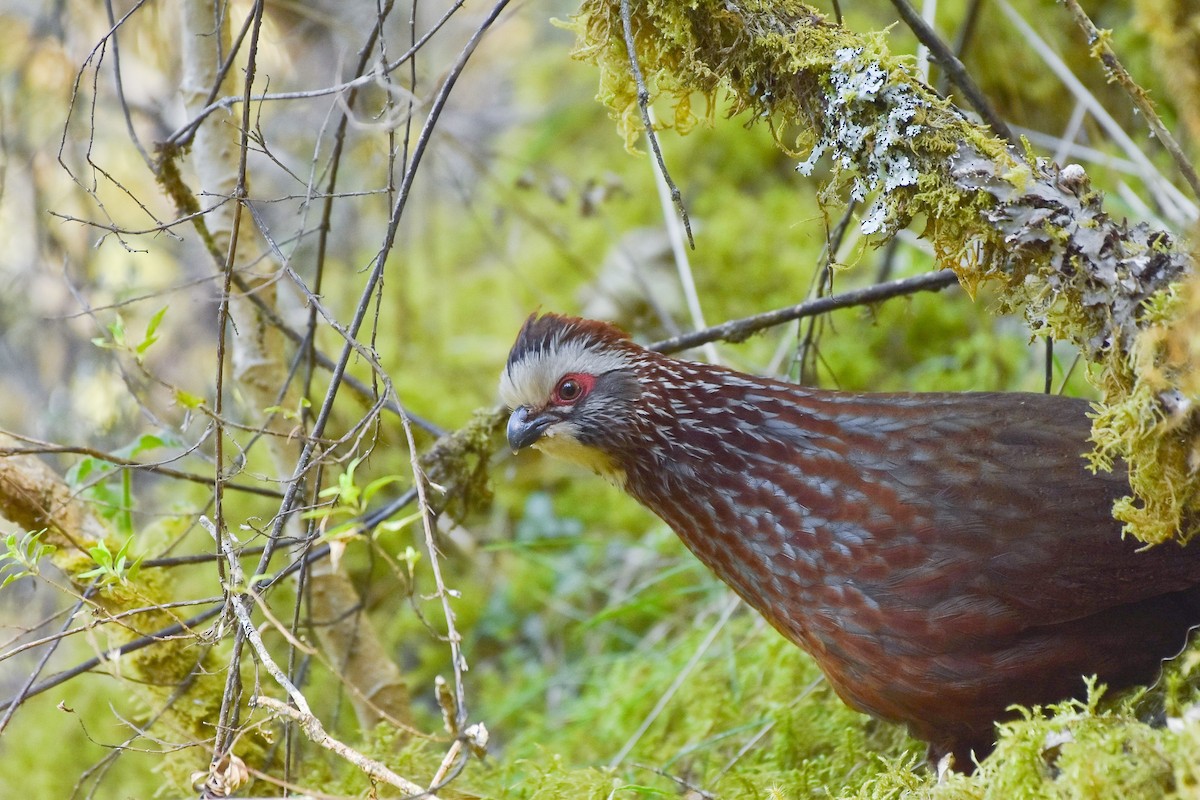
(0, 0, 1195, 798)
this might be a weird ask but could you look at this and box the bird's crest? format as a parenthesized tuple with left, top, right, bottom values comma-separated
(499, 314, 636, 410)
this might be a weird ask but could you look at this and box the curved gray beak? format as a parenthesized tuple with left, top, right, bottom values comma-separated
(507, 406, 552, 452)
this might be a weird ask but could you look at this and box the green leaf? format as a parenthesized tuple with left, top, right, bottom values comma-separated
(361, 475, 402, 505)
(376, 511, 422, 535)
(175, 389, 204, 409)
(0, 529, 55, 587)
(403, 546, 422, 580)
(136, 306, 167, 356)
(114, 432, 179, 459)
(107, 316, 126, 347)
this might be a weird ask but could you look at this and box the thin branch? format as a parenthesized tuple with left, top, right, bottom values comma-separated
(0, 595, 89, 734)
(649, 269, 960, 354)
(103, 0, 153, 169)
(163, 1, 468, 148)
(213, 513, 432, 798)
(620, 0, 694, 248)
(796, 200, 858, 382)
(206, 517, 309, 713)
(1044, 336, 1054, 394)
(995, 0, 1197, 223)
(0, 441, 284, 500)
(0, 596, 223, 668)
(254, 697, 440, 799)
(399, 409, 468, 731)
(250, 0, 512, 593)
(646, 107, 716, 363)
(0, 603, 225, 713)
(1059, 0, 1200, 201)
(887, 0, 1014, 141)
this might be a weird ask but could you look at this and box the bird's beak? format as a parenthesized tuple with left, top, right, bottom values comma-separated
(507, 405, 552, 452)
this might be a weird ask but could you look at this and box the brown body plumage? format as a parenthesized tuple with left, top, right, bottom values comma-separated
(500, 313, 1200, 767)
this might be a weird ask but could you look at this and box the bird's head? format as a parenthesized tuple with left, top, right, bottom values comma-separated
(499, 313, 645, 483)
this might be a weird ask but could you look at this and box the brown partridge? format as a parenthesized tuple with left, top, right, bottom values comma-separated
(500, 313, 1200, 768)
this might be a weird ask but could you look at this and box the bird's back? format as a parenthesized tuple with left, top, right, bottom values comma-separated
(618, 362, 1200, 762)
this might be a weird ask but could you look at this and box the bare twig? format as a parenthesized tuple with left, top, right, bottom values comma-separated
(206, 516, 307, 710)
(399, 409, 469, 730)
(164, 1, 468, 147)
(649, 269, 960, 354)
(0, 436, 284, 499)
(0, 595, 89, 735)
(1044, 336, 1055, 394)
(620, 0, 694, 248)
(646, 107, 716, 364)
(251, 0, 513, 588)
(0, 603, 225, 714)
(887, 0, 1014, 141)
(995, 0, 1197, 223)
(795, 200, 859, 382)
(207, 516, 438, 795)
(255, 697, 438, 798)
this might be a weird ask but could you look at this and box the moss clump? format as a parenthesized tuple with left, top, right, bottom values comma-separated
(421, 407, 507, 522)
(1090, 271, 1200, 543)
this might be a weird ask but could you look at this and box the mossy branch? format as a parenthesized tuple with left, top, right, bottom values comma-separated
(0, 432, 224, 748)
(571, 0, 1200, 543)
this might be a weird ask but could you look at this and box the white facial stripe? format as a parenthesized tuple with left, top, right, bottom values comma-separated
(499, 337, 632, 409)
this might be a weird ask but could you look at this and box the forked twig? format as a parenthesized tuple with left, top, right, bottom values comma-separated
(204, 516, 439, 798)
(256, 697, 439, 798)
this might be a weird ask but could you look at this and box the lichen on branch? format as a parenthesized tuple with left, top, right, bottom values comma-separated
(569, 0, 1200, 543)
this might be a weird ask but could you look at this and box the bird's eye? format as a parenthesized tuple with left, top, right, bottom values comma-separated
(558, 379, 581, 400)
(551, 373, 593, 405)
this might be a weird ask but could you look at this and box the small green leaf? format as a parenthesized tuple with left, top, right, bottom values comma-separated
(0, 529, 54, 587)
(361, 475, 402, 505)
(116, 432, 178, 459)
(376, 511, 421, 535)
(175, 389, 204, 409)
(107, 316, 126, 347)
(136, 306, 167, 356)
(403, 546, 421, 580)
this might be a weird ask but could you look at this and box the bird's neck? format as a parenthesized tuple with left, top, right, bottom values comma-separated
(613, 362, 839, 638)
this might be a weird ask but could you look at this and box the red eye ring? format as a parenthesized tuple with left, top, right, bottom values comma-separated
(551, 373, 594, 406)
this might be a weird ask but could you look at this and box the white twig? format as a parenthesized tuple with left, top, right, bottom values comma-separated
(1051, 101, 1088, 167)
(646, 108, 718, 365)
(398, 408, 470, 729)
(914, 0, 938, 82)
(204, 516, 439, 797)
(256, 697, 440, 798)
(203, 516, 311, 716)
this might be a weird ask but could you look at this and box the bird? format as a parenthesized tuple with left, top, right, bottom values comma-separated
(499, 312, 1200, 770)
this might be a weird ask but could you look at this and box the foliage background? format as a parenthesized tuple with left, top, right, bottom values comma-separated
(0, 0, 1196, 797)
